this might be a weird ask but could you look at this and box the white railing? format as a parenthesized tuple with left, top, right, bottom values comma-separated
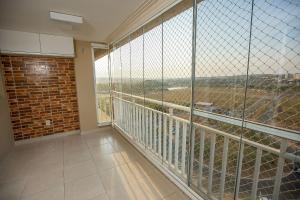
(112, 92, 300, 200)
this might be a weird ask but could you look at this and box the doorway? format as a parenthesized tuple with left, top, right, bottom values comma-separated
(92, 46, 111, 126)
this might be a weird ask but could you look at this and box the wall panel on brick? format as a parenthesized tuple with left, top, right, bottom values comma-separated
(0, 55, 80, 141)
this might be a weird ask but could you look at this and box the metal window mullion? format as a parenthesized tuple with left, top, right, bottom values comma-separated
(129, 35, 132, 135)
(142, 26, 146, 150)
(234, 0, 255, 198)
(108, 48, 113, 124)
(161, 16, 164, 163)
(119, 46, 123, 127)
(187, 0, 197, 187)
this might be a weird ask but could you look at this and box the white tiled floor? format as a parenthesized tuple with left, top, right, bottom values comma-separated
(0, 127, 191, 200)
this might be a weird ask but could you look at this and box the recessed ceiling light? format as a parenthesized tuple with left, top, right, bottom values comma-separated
(49, 11, 83, 24)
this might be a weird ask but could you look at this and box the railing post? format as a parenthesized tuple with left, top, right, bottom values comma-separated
(154, 112, 157, 153)
(208, 133, 216, 197)
(158, 113, 162, 156)
(181, 122, 187, 178)
(163, 114, 168, 162)
(234, 142, 244, 199)
(175, 120, 180, 172)
(150, 110, 153, 149)
(197, 128, 205, 189)
(251, 148, 262, 200)
(220, 137, 229, 200)
(168, 108, 174, 166)
(145, 109, 148, 147)
(273, 139, 288, 200)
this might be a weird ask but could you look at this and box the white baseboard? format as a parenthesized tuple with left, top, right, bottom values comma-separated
(80, 128, 101, 135)
(14, 130, 80, 146)
(80, 125, 112, 135)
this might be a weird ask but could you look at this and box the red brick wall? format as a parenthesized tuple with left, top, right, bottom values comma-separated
(1, 55, 80, 141)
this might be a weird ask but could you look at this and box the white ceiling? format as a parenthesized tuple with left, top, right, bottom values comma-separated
(0, 0, 148, 43)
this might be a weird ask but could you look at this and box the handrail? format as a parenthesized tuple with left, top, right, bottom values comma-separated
(113, 96, 300, 163)
(112, 91, 300, 142)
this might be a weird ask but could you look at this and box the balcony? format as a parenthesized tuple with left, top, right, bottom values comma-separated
(92, 0, 300, 199)
(0, 0, 299, 199)
(110, 91, 300, 200)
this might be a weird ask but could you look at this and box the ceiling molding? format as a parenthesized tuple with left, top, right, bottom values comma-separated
(105, 0, 180, 44)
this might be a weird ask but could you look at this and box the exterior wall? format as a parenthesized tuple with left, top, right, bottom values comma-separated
(0, 63, 13, 159)
(0, 55, 80, 141)
(74, 40, 99, 133)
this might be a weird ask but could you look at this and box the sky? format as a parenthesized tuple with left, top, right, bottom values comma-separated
(95, 0, 300, 80)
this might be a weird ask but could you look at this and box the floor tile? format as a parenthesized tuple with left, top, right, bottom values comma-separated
(163, 191, 191, 200)
(85, 137, 109, 148)
(0, 180, 25, 200)
(64, 149, 92, 167)
(87, 193, 109, 200)
(93, 152, 127, 171)
(65, 174, 106, 200)
(22, 170, 63, 197)
(64, 160, 97, 182)
(21, 185, 64, 200)
(0, 165, 28, 184)
(89, 143, 119, 157)
(0, 128, 190, 200)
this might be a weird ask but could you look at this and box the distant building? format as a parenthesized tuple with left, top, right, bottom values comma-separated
(195, 101, 214, 112)
(167, 87, 188, 91)
(294, 73, 300, 80)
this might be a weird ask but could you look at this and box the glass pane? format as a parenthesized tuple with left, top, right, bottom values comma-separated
(120, 39, 131, 97)
(112, 47, 122, 93)
(162, 0, 193, 182)
(131, 29, 144, 105)
(237, 1, 300, 199)
(144, 22, 163, 105)
(192, 0, 253, 199)
(163, 4, 193, 109)
(94, 54, 111, 124)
